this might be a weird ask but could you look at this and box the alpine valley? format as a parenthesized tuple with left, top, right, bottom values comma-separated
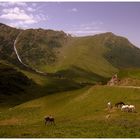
(0, 23, 140, 138)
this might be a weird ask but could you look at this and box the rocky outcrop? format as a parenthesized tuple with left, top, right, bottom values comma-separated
(107, 74, 120, 86)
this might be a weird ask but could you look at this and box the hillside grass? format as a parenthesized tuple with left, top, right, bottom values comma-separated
(40, 37, 118, 78)
(118, 68, 140, 79)
(117, 68, 140, 86)
(0, 86, 140, 138)
(0, 60, 83, 110)
(14, 32, 140, 85)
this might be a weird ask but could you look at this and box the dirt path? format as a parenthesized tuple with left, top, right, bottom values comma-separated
(118, 86, 140, 89)
(112, 85, 140, 89)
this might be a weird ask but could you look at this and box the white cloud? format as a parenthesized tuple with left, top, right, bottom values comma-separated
(10, 2, 27, 7)
(27, 7, 36, 12)
(72, 8, 78, 12)
(0, 7, 35, 21)
(79, 21, 103, 28)
(0, 2, 27, 7)
(9, 22, 28, 28)
(32, 3, 37, 7)
(65, 21, 105, 36)
(36, 14, 47, 21)
(0, 6, 47, 28)
(69, 8, 78, 12)
(0, 3, 7, 7)
(67, 30, 106, 35)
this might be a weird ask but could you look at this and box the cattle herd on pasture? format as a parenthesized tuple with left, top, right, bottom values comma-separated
(107, 101, 136, 112)
(43, 101, 136, 125)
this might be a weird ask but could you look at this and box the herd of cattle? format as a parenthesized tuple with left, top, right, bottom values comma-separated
(44, 101, 136, 125)
(107, 101, 136, 112)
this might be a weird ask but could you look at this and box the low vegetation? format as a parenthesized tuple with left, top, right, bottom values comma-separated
(0, 23, 140, 138)
(118, 68, 140, 86)
(0, 86, 140, 138)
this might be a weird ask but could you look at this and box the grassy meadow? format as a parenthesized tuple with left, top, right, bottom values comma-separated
(1, 24, 140, 138)
(0, 86, 140, 138)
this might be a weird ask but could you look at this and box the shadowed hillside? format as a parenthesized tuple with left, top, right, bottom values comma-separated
(0, 60, 84, 109)
(0, 23, 21, 64)
(102, 32, 140, 68)
(0, 61, 38, 107)
(0, 62, 33, 95)
(15, 28, 69, 69)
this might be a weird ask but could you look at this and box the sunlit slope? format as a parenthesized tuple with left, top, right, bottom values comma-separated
(12, 86, 140, 123)
(55, 33, 140, 77)
(44, 36, 118, 77)
(118, 68, 140, 86)
(0, 86, 140, 137)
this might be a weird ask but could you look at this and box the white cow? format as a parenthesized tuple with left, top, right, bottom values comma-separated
(121, 105, 135, 112)
(107, 102, 112, 110)
(129, 105, 135, 112)
(121, 105, 129, 112)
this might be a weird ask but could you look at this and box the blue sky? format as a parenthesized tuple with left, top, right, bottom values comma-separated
(0, 2, 140, 47)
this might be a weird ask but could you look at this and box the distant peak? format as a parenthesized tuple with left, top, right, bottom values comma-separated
(99, 32, 116, 36)
(104, 32, 115, 35)
(93, 32, 116, 38)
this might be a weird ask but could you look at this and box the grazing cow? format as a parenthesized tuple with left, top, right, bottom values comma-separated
(107, 102, 112, 110)
(121, 105, 135, 112)
(121, 105, 129, 112)
(115, 102, 125, 108)
(129, 105, 135, 112)
(44, 115, 55, 125)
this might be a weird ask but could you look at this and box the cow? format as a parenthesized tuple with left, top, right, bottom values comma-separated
(44, 115, 55, 125)
(107, 102, 112, 111)
(121, 105, 136, 112)
(115, 102, 125, 108)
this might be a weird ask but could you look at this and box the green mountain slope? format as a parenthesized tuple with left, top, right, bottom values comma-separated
(15, 30, 140, 79)
(0, 23, 140, 86)
(102, 32, 140, 68)
(37, 33, 140, 82)
(0, 23, 21, 64)
(0, 86, 140, 137)
(15, 29, 69, 68)
(0, 60, 83, 109)
(117, 68, 140, 86)
(0, 23, 83, 104)
(0, 23, 140, 138)
(0, 62, 33, 95)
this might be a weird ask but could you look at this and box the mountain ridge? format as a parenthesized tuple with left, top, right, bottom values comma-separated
(0, 22, 140, 84)
(0, 23, 140, 138)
